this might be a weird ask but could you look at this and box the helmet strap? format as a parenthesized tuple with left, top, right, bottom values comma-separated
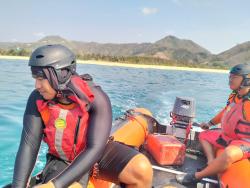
(55, 69, 72, 90)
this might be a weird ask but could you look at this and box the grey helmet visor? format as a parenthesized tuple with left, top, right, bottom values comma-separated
(31, 66, 46, 78)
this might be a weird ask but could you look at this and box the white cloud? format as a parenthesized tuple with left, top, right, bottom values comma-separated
(33, 32, 46, 38)
(141, 7, 158, 15)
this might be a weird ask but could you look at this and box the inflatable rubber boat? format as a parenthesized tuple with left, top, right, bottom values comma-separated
(4, 97, 250, 188)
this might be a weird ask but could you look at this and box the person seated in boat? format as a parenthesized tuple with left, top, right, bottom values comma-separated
(11, 44, 153, 188)
(176, 63, 250, 185)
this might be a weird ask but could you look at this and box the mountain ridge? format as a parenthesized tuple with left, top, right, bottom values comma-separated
(1, 35, 250, 67)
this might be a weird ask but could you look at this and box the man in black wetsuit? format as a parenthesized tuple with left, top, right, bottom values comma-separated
(12, 44, 153, 188)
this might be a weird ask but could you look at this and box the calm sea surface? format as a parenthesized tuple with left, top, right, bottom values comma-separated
(0, 59, 229, 185)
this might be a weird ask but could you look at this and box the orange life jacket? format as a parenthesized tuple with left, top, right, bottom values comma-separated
(36, 76, 94, 162)
(211, 91, 250, 125)
(221, 98, 250, 141)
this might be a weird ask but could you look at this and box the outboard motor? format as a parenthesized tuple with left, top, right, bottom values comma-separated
(166, 97, 196, 144)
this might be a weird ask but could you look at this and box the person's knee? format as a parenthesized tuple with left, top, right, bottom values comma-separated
(224, 146, 244, 165)
(132, 154, 153, 183)
(118, 153, 153, 187)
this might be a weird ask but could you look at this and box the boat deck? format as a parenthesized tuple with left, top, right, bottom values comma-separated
(143, 150, 219, 188)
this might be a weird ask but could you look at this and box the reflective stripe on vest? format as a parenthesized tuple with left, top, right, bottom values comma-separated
(54, 109, 68, 161)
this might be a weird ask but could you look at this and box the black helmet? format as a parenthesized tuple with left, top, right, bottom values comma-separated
(29, 44, 76, 88)
(230, 63, 250, 87)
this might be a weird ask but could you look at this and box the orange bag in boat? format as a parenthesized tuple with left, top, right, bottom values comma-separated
(217, 149, 250, 188)
(146, 134, 186, 165)
(112, 108, 152, 148)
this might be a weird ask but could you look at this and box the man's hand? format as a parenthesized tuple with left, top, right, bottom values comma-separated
(199, 122, 210, 130)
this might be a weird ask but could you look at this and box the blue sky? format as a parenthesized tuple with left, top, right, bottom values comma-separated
(1, 0, 250, 54)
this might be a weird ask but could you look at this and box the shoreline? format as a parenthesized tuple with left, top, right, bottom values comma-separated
(0, 55, 228, 73)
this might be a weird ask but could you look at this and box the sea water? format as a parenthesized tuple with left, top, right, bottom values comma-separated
(0, 59, 229, 185)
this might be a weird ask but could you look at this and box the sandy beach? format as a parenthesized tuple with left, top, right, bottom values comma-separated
(0, 55, 228, 74)
(0, 55, 29, 60)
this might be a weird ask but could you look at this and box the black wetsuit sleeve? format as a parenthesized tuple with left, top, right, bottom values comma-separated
(12, 90, 44, 188)
(52, 86, 112, 188)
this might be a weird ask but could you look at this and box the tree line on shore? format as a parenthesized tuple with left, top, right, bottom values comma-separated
(0, 48, 228, 69)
